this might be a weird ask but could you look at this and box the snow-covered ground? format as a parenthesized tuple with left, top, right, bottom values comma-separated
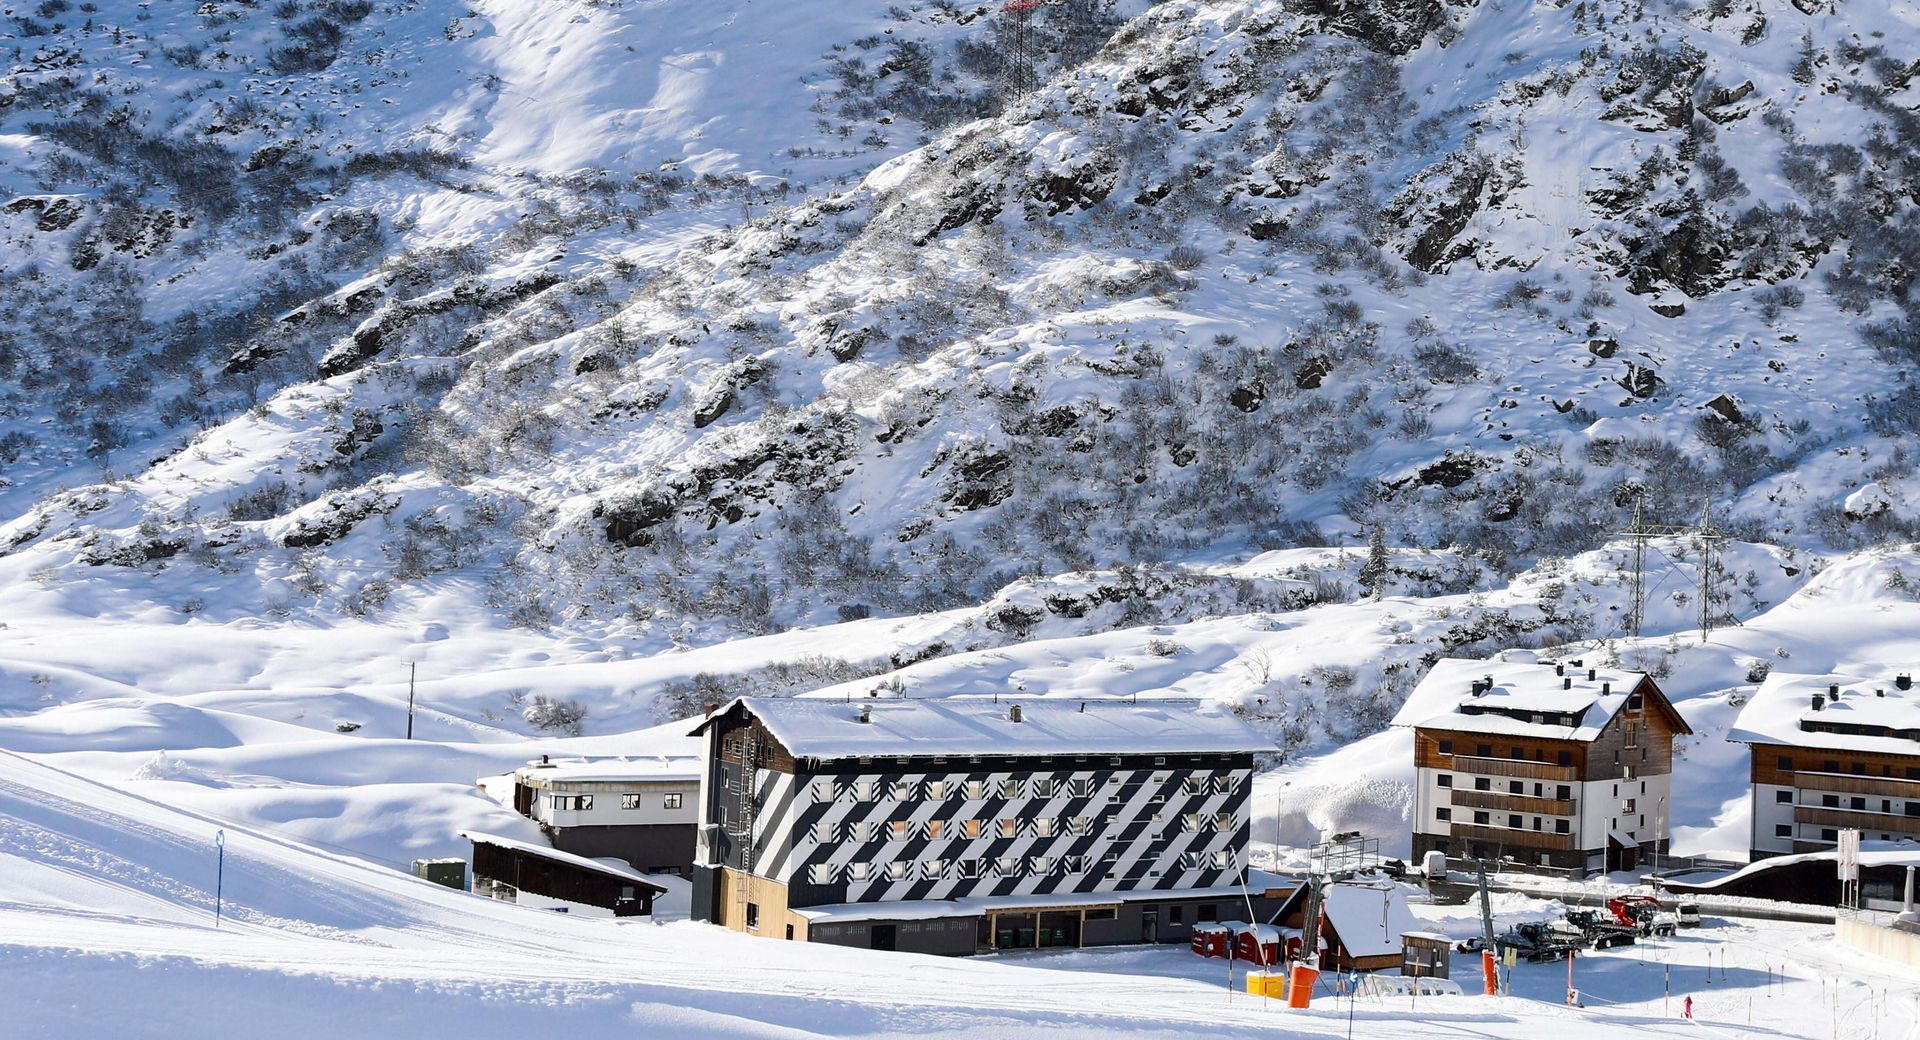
(6, 746, 1916, 1040)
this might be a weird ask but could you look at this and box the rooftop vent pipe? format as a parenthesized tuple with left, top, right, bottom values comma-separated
(1563, 677, 1573, 691)
(1555, 664, 1565, 676)
(1830, 683, 1841, 696)
(1812, 693, 1826, 712)
(1899, 674, 1914, 691)
(1588, 668, 1597, 681)
(1602, 682, 1612, 695)
(1009, 704, 1024, 723)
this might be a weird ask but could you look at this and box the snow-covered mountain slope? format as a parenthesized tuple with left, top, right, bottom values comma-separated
(6, 0, 1920, 652)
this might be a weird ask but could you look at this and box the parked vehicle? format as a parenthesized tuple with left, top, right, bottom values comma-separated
(1562, 909, 1637, 949)
(1496, 922, 1585, 963)
(1675, 903, 1702, 928)
(1604, 895, 1677, 936)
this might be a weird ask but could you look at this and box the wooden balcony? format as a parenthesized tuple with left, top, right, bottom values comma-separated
(1449, 756, 1577, 782)
(1450, 790, 1576, 817)
(1446, 822, 1578, 852)
(1794, 773, 1920, 798)
(1792, 806, 1920, 833)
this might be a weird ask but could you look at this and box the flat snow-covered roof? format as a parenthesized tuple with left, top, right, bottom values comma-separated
(462, 830, 668, 892)
(701, 697, 1274, 759)
(1729, 672, 1920, 757)
(514, 756, 701, 784)
(1391, 658, 1651, 742)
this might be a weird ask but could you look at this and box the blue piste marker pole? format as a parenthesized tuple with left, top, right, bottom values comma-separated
(214, 829, 225, 929)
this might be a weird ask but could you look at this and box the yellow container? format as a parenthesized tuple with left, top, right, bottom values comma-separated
(1245, 971, 1287, 998)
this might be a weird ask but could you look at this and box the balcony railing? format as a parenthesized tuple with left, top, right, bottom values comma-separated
(1794, 773, 1920, 797)
(1450, 790, 1576, 816)
(1448, 756, 1577, 782)
(1792, 806, 1920, 832)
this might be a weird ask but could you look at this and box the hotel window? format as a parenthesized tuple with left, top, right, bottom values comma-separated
(993, 856, 1019, 877)
(552, 795, 593, 811)
(1436, 774, 1452, 789)
(889, 780, 916, 800)
(1625, 721, 1639, 748)
(1508, 781, 1523, 794)
(1436, 808, 1451, 821)
(1182, 813, 1203, 831)
(1508, 814, 1522, 828)
(1850, 797, 1867, 811)
(1775, 790, 1793, 804)
(1179, 852, 1206, 870)
(1438, 740, 1453, 755)
(996, 819, 1019, 839)
(1473, 811, 1490, 825)
(1476, 744, 1492, 757)
(1623, 799, 1636, 814)
(959, 818, 984, 839)
(1554, 820, 1570, 834)
(811, 821, 838, 843)
(621, 793, 641, 810)
(925, 780, 948, 799)
(998, 779, 1022, 799)
(852, 780, 878, 801)
(1556, 751, 1572, 766)
(1821, 828, 1838, 841)
(889, 820, 914, 841)
(1153, 773, 1170, 784)
(1212, 850, 1234, 869)
(1109, 790, 1123, 803)
(922, 859, 948, 879)
(1473, 778, 1491, 792)
(1213, 775, 1239, 794)
(1031, 778, 1057, 798)
(1064, 855, 1091, 872)
(924, 818, 946, 839)
(847, 862, 872, 882)
(1067, 778, 1096, 797)
(1556, 785, 1571, 800)
(1068, 816, 1091, 835)
(883, 861, 910, 881)
(1822, 794, 1840, 808)
(1212, 812, 1233, 830)
(807, 863, 837, 884)
(1029, 855, 1055, 874)
(964, 780, 987, 800)
(1183, 776, 1210, 796)
(1032, 817, 1056, 838)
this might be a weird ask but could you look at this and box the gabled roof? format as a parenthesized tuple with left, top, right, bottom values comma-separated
(1729, 672, 1920, 757)
(462, 830, 668, 893)
(1271, 880, 1418, 958)
(1391, 658, 1689, 741)
(688, 696, 1274, 760)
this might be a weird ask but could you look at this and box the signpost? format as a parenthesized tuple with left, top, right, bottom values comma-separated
(213, 829, 226, 929)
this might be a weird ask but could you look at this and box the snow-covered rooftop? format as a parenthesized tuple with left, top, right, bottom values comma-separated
(1728, 672, 1920, 757)
(701, 697, 1274, 760)
(1320, 882, 1421, 958)
(512, 755, 701, 784)
(1390, 658, 1653, 742)
(461, 831, 668, 892)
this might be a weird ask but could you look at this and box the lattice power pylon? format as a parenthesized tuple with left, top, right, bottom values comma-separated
(999, 0, 1046, 99)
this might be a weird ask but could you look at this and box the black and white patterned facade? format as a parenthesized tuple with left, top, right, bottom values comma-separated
(711, 754, 1252, 906)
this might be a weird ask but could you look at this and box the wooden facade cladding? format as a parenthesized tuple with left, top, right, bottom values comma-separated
(1415, 733, 1582, 776)
(1440, 752, 1579, 782)
(1414, 675, 1680, 783)
(1449, 790, 1576, 816)
(712, 710, 800, 774)
(1748, 742, 1920, 787)
(1446, 823, 1578, 852)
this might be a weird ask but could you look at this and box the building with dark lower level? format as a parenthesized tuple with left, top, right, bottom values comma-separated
(1395, 657, 1691, 876)
(507, 754, 699, 874)
(687, 696, 1292, 955)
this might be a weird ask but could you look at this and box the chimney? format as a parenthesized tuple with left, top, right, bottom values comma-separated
(1812, 693, 1826, 712)
(1829, 683, 1840, 696)
(1899, 674, 1913, 691)
(1009, 704, 1024, 723)
(1563, 677, 1572, 691)
(1602, 682, 1611, 696)
(1588, 668, 1597, 681)
(857, 704, 871, 724)
(1555, 664, 1565, 676)
(541, 754, 550, 764)
(1877, 689, 1886, 698)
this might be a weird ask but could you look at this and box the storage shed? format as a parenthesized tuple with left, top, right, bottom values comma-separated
(466, 830, 666, 918)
